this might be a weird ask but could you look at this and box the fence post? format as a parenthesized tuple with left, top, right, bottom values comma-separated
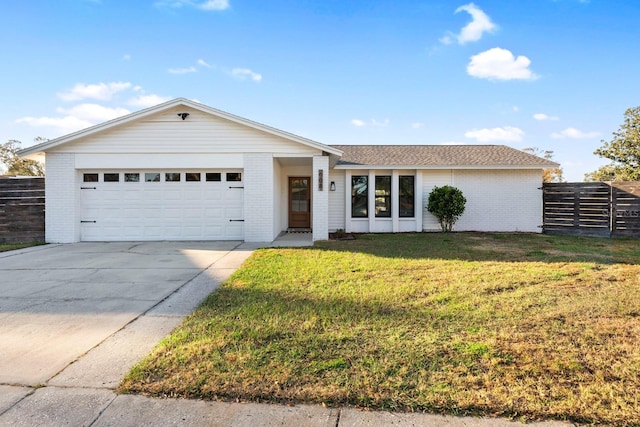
(609, 182, 616, 237)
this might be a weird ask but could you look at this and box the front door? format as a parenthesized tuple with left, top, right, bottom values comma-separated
(289, 177, 311, 229)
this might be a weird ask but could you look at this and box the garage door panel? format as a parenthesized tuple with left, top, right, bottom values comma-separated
(80, 171, 244, 241)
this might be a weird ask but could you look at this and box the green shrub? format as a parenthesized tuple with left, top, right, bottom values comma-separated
(427, 185, 466, 232)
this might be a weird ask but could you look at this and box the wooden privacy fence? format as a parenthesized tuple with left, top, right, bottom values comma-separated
(543, 181, 640, 238)
(0, 177, 45, 243)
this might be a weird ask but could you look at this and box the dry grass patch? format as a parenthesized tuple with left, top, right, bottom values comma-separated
(0, 242, 44, 252)
(120, 233, 640, 425)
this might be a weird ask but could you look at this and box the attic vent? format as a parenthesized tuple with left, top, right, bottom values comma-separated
(177, 112, 190, 120)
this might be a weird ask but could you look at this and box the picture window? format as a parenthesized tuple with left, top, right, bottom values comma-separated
(399, 176, 415, 218)
(375, 176, 391, 217)
(351, 175, 368, 218)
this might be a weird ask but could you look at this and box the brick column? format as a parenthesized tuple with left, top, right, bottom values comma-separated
(312, 155, 329, 241)
(45, 153, 79, 243)
(243, 153, 275, 242)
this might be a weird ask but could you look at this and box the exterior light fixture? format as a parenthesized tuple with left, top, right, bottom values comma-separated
(330, 181, 336, 191)
(177, 113, 190, 120)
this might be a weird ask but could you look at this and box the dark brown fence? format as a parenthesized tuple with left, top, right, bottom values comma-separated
(0, 177, 45, 243)
(543, 182, 640, 238)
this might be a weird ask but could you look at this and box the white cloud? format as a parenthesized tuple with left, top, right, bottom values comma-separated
(17, 83, 173, 138)
(58, 82, 132, 101)
(16, 115, 93, 136)
(533, 113, 559, 121)
(56, 104, 130, 122)
(371, 119, 389, 127)
(122, 54, 131, 61)
(350, 118, 389, 127)
(440, 3, 496, 45)
(453, 3, 497, 44)
(155, 0, 229, 11)
(197, 59, 213, 68)
(551, 127, 599, 139)
(441, 141, 465, 145)
(128, 94, 172, 108)
(198, 0, 229, 11)
(464, 126, 524, 142)
(231, 68, 262, 82)
(168, 66, 197, 74)
(411, 122, 424, 129)
(16, 104, 130, 136)
(512, 106, 519, 112)
(467, 47, 538, 81)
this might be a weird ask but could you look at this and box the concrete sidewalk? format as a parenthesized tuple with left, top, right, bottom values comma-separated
(0, 242, 575, 427)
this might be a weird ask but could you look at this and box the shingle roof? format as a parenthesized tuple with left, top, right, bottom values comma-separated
(330, 145, 559, 168)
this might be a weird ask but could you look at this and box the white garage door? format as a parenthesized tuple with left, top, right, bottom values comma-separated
(79, 171, 244, 241)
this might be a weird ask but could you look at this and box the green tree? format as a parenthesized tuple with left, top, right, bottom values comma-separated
(522, 147, 564, 183)
(585, 106, 640, 181)
(0, 140, 45, 176)
(427, 185, 466, 232)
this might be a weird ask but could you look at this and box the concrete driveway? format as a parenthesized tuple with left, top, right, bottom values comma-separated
(0, 241, 254, 387)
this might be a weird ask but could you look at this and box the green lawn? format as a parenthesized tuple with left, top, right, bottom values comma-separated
(120, 233, 640, 426)
(0, 242, 44, 252)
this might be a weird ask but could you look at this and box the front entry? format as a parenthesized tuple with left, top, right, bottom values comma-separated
(289, 177, 311, 229)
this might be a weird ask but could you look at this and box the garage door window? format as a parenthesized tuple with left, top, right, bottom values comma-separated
(227, 172, 242, 182)
(145, 173, 160, 182)
(83, 173, 99, 183)
(104, 173, 120, 182)
(186, 172, 201, 182)
(206, 173, 221, 182)
(165, 173, 181, 182)
(125, 173, 140, 182)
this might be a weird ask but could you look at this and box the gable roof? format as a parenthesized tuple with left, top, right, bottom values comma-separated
(18, 98, 343, 158)
(330, 145, 559, 169)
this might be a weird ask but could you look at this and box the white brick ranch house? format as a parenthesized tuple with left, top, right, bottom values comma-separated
(19, 98, 558, 244)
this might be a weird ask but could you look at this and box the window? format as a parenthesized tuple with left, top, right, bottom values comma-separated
(351, 176, 368, 217)
(124, 173, 140, 182)
(145, 173, 160, 182)
(399, 176, 415, 218)
(186, 172, 201, 182)
(375, 176, 391, 217)
(83, 173, 98, 183)
(205, 172, 221, 182)
(104, 173, 119, 182)
(165, 173, 181, 182)
(226, 172, 242, 182)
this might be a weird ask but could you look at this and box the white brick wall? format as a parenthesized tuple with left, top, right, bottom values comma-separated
(453, 169, 543, 232)
(422, 170, 454, 231)
(328, 170, 345, 232)
(312, 155, 329, 241)
(243, 153, 275, 242)
(45, 153, 79, 243)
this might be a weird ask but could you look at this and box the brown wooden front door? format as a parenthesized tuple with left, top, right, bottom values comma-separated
(289, 177, 311, 229)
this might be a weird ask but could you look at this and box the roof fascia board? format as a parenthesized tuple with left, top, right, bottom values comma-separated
(334, 164, 557, 170)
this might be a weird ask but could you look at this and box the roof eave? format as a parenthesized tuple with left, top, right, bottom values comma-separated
(334, 164, 558, 170)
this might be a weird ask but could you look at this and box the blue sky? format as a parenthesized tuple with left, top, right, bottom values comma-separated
(2, 0, 639, 181)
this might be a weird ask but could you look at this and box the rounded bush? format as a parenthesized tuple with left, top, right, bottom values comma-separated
(427, 185, 466, 232)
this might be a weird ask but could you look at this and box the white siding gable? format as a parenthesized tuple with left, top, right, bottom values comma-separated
(50, 106, 323, 156)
